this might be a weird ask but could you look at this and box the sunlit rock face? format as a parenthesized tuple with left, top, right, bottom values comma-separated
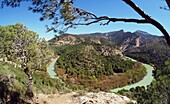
(72, 92, 137, 104)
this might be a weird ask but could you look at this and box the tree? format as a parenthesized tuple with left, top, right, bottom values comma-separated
(0, 24, 54, 98)
(1, 0, 170, 46)
(12, 24, 54, 98)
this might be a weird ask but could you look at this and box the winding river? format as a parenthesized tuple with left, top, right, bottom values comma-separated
(47, 57, 154, 92)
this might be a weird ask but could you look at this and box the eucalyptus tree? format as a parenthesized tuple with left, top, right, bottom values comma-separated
(1, 0, 170, 46)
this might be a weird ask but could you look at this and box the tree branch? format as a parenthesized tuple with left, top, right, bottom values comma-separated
(123, 0, 170, 46)
(73, 19, 102, 25)
(109, 18, 148, 23)
(73, 17, 149, 26)
(165, 0, 170, 9)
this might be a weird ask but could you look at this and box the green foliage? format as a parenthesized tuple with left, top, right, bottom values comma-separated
(56, 43, 135, 77)
(0, 23, 54, 70)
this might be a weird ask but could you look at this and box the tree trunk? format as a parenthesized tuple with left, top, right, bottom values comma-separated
(24, 68, 34, 99)
(27, 75, 34, 98)
(26, 73, 36, 103)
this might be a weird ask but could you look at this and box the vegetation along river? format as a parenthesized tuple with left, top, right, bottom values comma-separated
(47, 57, 154, 92)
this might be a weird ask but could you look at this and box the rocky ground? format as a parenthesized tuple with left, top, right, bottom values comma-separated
(36, 92, 137, 104)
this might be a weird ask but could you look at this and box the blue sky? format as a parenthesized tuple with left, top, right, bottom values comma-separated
(0, 0, 169, 40)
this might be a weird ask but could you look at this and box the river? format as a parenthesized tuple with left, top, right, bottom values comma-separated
(47, 57, 154, 92)
(47, 57, 59, 79)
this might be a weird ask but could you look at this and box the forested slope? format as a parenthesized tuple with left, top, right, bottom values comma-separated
(54, 42, 146, 91)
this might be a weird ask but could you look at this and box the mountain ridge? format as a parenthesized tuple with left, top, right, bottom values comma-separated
(49, 29, 165, 51)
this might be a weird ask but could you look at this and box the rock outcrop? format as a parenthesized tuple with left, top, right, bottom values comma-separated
(36, 92, 137, 104)
(52, 35, 80, 46)
(72, 92, 137, 104)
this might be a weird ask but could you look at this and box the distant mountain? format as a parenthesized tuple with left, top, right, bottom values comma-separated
(49, 29, 166, 51)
